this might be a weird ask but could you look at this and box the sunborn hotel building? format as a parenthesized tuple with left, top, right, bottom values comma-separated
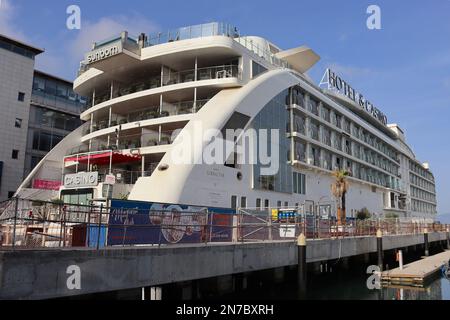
(17, 22, 438, 220)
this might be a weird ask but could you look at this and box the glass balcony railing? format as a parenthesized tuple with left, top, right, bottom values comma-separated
(146, 22, 238, 46)
(98, 167, 157, 185)
(233, 37, 289, 69)
(87, 130, 181, 153)
(84, 65, 238, 111)
(83, 99, 209, 135)
(68, 129, 179, 156)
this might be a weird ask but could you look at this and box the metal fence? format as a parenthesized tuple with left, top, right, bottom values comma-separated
(0, 198, 448, 250)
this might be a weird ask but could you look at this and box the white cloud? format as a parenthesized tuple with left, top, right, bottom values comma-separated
(1, 1, 160, 79)
(38, 13, 159, 80)
(0, 0, 28, 41)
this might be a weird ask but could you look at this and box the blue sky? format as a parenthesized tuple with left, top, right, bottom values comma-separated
(1, 0, 449, 217)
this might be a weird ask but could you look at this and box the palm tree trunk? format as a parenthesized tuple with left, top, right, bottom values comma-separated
(341, 191, 346, 224)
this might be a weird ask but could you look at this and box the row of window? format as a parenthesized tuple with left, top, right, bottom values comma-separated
(230, 195, 303, 210)
(291, 87, 399, 162)
(32, 130, 63, 152)
(409, 162, 434, 182)
(291, 112, 400, 177)
(0, 39, 37, 59)
(293, 141, 400, 189)
(411, 199, 436, 214)
(410, 186, 436, 203)
(409, 173, 436, 193)
(32, 75, 87, 108)
(31, 106, 81, 132)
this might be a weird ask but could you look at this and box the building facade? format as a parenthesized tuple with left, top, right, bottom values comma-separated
(0, 34, 85, 200)
(26, 71, 85, 178)
(17, 23, 438, 220)
(0, 34, 43, 200)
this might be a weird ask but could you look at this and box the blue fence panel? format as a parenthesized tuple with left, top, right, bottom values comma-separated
(88, 226, 107, 248)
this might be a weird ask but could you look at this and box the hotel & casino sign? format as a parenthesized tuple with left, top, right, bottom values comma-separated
(321, 68, 388, 126)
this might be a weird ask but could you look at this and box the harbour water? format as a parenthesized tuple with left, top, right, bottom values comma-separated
(213, 265, 450, 301)
(214, 248, 450, 301)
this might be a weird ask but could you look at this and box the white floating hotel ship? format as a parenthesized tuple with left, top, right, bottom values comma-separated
(17, 22, 437, 220)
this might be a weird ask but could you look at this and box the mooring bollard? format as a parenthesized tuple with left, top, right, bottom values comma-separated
(424, 228, 429, 257)
(398, 250, 403, 270)
(377, 229, 383, 271)
(297, 233, 307, 297)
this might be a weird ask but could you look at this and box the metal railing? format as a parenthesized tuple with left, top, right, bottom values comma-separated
(85, 64, 238, 109)
(146, 22, 238, 46)
(88, 130, 180, 152)
(0, 198, 448, 250)
(85, 99, 209, 135)
(98, 167, 157, 185)
(67, 128, 180, 156)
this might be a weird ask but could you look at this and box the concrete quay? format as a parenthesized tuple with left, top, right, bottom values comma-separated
(0, 232, 447, 299)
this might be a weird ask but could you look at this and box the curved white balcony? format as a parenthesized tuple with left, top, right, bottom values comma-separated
(81, 98, 209, 142)
(79, 64, 241, 121)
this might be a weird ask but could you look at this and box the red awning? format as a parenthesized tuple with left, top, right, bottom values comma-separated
(65, 152, 141, 165)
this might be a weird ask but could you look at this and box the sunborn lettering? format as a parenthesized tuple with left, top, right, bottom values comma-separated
(324, 69, 388, 126)
(87, 45, 119, 64)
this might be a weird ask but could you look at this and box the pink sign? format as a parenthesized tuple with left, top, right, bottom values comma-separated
(32, 179, 61, 191)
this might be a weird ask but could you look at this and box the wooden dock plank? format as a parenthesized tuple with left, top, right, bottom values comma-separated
(382, 250, 450, 286)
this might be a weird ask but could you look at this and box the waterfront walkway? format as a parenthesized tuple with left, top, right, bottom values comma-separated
(382, 250, 450, 287)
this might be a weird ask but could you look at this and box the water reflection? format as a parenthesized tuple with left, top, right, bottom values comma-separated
(381, 278, 447, 300)
(217, 268, 450, 301)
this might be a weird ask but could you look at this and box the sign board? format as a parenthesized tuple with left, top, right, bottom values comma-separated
(279, 224, 296, 238)
(271, 209, 279, 221)
(85, 42, 122, 64)
(64, 172, 98, 188)
(104, 174, 116, 185)
(33, 179, 61, 191)
(319, 68, 388, 126)
(108, 200, 234, 245)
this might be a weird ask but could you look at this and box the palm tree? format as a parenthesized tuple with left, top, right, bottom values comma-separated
(331, 170, 350, 226)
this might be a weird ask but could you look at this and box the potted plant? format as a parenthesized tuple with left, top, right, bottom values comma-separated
(356, 208, 371, 220)
(150, 111, 160, 118)
(160, 136, 171, 145)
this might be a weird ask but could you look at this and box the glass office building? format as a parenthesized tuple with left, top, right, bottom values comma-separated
(25, 71, 85, 177)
